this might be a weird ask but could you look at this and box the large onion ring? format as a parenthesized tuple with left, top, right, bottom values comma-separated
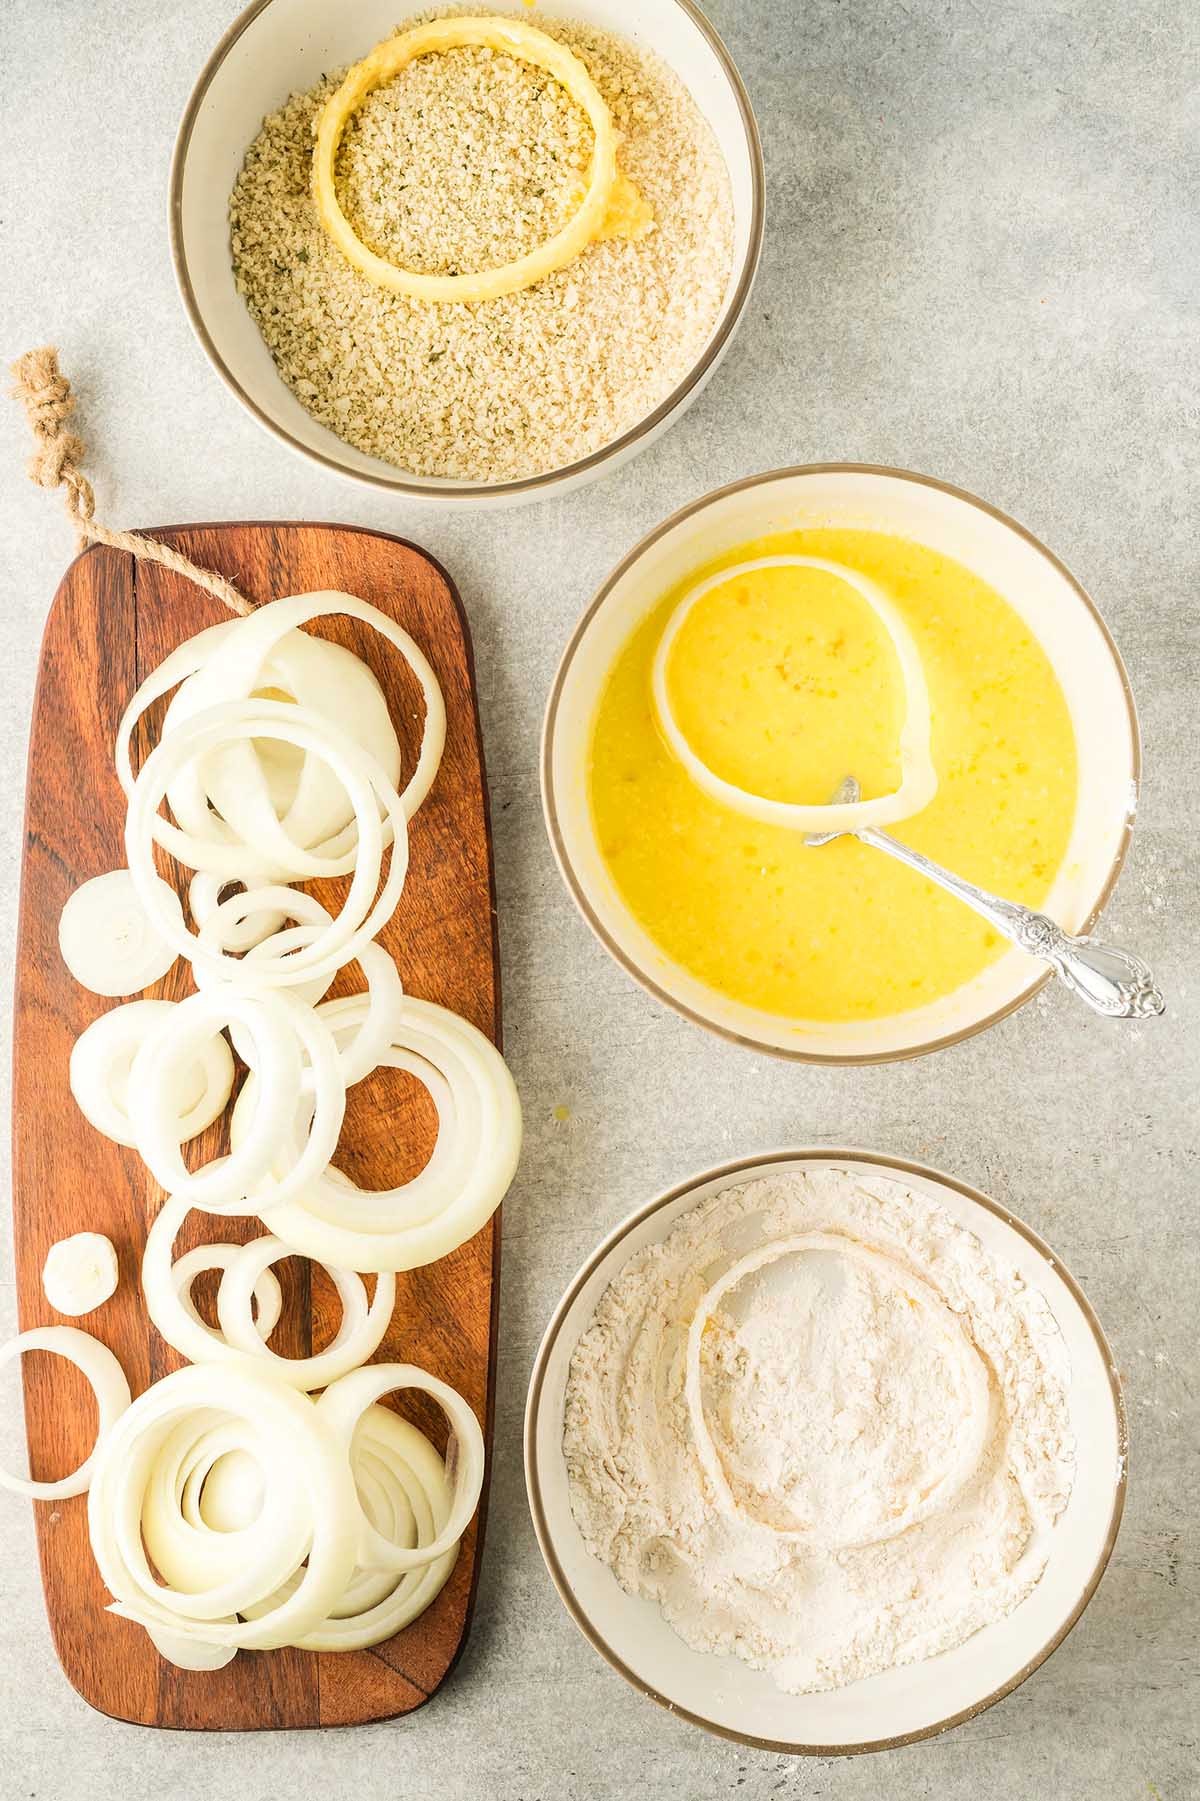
(313, 18, 649, 304)
(683, 1233, 990, 1552)
(0, 1328, 130, 1499)
(89, 1358, 359, 1650)
(257, 995, 521, 1273)
(316, 1363, 484, 1572)
(651, 556, 939, 832)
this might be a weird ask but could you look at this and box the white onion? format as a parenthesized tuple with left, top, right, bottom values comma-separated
(32, 589, 511, 1674)
(58, 870, 182, 997)
(0, 1328, 131, 1499)
(89, 1358, 359, 1649)
(258, 995, 521, 1273)
(316, 1364, 485, 1573)
(125, 988, 345, 1217)
(69, 1000, 234, 1150)
(42, 1233, 119, 1316)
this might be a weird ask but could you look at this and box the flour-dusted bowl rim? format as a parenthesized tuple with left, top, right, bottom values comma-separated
(169, 0, 764, 506)
(524, 1147, 1127, 1755)
(542, 464, 1141, 1059)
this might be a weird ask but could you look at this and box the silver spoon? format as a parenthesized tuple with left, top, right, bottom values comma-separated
(806, 777, 1164, 1019)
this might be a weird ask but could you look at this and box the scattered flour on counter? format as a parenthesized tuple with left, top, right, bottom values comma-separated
(564, 1168, 1075, 1695)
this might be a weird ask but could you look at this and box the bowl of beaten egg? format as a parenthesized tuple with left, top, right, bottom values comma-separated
(542, 466, 1139, 1061)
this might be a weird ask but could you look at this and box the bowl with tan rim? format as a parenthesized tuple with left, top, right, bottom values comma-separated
(542, 464, 1140, 1061)
(170, 0, 763, 505)
(524, 1147, 1127, 1754)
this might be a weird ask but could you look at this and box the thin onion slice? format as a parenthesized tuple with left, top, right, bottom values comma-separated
(58, 870, 182, 997)
(169, 1239, 284, 1348)
(651, 556, 938, 832)
(89, 1358, 359, 1650)
(0, 1328, 131, 1499)
(255, 996, 521, 1273)
(126, 988, 344, 1217)
(317, 1363, 484, 1573)
(69, 1000, 234, 1150)
(683, 1233, 990, 1552)
(42, 1233, 120, 1317)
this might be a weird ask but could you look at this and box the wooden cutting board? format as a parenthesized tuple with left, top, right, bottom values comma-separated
(10, 522, 501, 1729)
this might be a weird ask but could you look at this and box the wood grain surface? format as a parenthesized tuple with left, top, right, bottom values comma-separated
(10, 522, 501, 1729)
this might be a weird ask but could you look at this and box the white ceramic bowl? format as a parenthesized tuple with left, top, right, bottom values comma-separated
(543, 465, 1140, 1061)
(525, 1147, 1127, 1755)
(170, 0, 763, 505)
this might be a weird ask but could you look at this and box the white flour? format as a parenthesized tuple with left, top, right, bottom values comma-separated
(563, 1168, 1075, 1694)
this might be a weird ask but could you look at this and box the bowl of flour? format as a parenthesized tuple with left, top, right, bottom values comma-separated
(524, 1150, 1126, 1753)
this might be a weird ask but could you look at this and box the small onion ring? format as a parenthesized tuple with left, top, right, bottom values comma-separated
(126, 988, 344, 1217)
(58, 870, 182, 998)
(216, 1237, 396, 1391)
(69, 1000, 235, 1151)
(169, 1239, 284, 1347)
(0, 1328, 131, 1499)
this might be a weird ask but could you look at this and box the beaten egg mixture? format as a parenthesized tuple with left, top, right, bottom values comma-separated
(588, 529, 1077, 1022)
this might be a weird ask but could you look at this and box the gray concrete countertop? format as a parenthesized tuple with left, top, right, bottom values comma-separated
(0, 1, 1195, 1795)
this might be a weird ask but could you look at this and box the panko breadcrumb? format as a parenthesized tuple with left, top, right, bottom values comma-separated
(228, 12, 734, 483)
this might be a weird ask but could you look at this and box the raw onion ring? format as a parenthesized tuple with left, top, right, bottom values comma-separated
(316, 1363, 484, 1572)
(169, 1238, 284, 1349)
(216, 1237, 396, 1390)
(69, 1000, 234, 1150)
(0, 1327, 130, 1499)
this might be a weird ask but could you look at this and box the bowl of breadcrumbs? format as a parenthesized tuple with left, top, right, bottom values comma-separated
(171, 0, 764, 503)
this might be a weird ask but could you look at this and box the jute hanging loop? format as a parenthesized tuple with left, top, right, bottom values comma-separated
(9, 347, 253, 617)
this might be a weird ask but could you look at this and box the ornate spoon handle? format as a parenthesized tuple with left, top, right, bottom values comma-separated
(853, 824, 1165, 1019)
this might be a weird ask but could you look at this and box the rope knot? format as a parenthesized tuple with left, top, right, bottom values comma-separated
(9, 346, 252, 615)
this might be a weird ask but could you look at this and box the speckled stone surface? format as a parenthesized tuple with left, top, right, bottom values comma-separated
(0, 0, 1196, 1795)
